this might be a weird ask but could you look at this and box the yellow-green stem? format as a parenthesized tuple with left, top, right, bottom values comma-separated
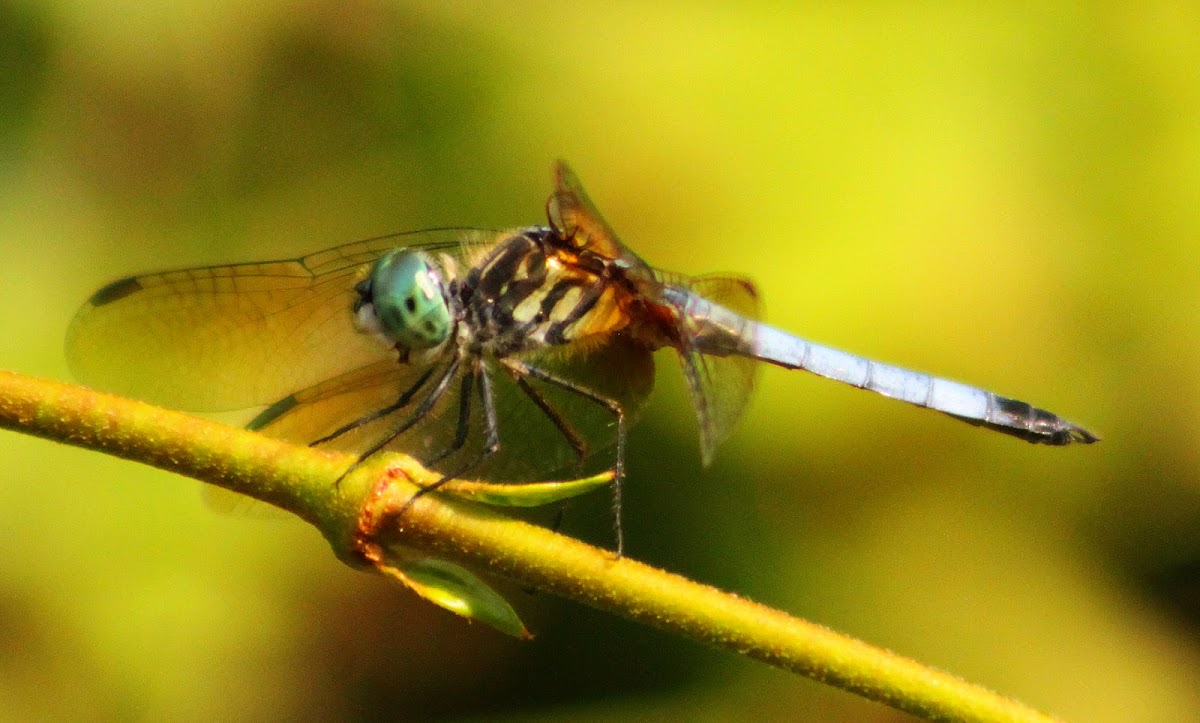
(0, 370, 1057, 722)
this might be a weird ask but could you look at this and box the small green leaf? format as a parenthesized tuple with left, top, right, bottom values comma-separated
(443, 471, 614, 507)
(392, 557, 530, 638)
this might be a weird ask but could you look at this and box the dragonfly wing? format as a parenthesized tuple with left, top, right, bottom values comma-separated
(674, 276, 761, 466)
(66, 230, 474, 412)
(247, 357, 467, 462)
(546, 161, 654, 277)
(477, 333, 656, 482)
(248, 335, 655, 483)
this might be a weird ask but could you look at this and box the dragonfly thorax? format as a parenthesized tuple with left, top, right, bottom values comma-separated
(453, 229, 639, 358)
(354, 249, 454, 351)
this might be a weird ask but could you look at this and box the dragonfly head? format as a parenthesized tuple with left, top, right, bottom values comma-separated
(356, 249, 452, 350)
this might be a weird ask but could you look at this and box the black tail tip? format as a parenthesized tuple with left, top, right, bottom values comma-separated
(1027, 419, 1099, 446)
(947, 412, 1100, 446)
(1064, 424, 1100, 445)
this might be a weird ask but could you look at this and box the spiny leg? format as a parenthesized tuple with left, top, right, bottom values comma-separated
(309, 365, 438, 447)
(503, 365, 589, 473)
(427, 365, 478, 465)
(503, 358, 627, 557)
(401, 359, 500, 513)
(333, 354, 462, 486)
(501, 363, 592, 537)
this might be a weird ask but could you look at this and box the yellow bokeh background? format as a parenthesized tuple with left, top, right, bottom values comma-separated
(3, 2, 1199, 720)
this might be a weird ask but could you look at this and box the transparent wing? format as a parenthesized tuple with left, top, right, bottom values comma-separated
(481, 333, 656, 481)
(674, 275, 761, 466)
(247, 358, 455, 457)
(201, 358, 438, 515)
(251, 334, 655, 483)
(65, 230, 485, 412)
(546, 161, 654, 278)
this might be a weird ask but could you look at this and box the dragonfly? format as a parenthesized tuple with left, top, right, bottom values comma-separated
(67, 161, 1097, 553)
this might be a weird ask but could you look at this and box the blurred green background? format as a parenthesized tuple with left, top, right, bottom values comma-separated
(2, 1, 1199, 720)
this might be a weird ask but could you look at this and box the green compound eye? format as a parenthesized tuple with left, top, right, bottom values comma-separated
(367, 249, 452, 349)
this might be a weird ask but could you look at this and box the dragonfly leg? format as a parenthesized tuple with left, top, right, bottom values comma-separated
(426, 365, 477, 465)
(332, 353, 462, 486)
(309, 365, 439, 447)
(499, 363, 590, 540)
(503, 358, 627, 557)
(401, 360, 501, 512)
(500, 363, 589, 472)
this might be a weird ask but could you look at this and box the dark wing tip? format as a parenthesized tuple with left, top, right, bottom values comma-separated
(247, 394, 299, 431)
(88, 276, 143, 307)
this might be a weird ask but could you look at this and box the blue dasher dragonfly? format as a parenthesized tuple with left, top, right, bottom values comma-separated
(67, 161, 1096, 552)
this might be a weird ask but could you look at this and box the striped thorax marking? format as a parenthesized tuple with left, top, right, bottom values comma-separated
(466, 230, 628, 352)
